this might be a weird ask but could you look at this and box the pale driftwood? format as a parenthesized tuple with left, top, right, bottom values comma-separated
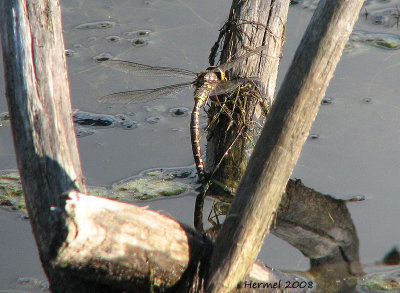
(205, 0, 290, 190)
(58, 191, 198, 291)
(206, 1, 365, 292)
(55, 191, 302, 292)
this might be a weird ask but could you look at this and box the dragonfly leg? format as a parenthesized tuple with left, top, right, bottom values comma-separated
(204, 82, 267, 183)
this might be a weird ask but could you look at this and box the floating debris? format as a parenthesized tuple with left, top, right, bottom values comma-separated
(74, 112, 116, 127)
(0, 171, 25, 211)
(123, 30, 151, 37)
(169, 107, 189, 117)
(321, 97, 333, 105)
(0, 112, 10, 127)
(65, 49, 77, 57)
(343, 41, 369, 54)
(121, 121, 138, 130)
(364, 5, 400, 28)
(106, 35, 122, 42)
(350, 31, 400, 50)
(129, 38, 149, 47)
(113, 169, 190, 200)
(115, 114, 128, 121)
(93, 52, 113, 62)
(17, 277, 49, 290)
(0, 166, 198, 208)
(75, 126, 96, 138)
(75, 21, 115, 30)
(309, 134, 320, 140)
(73, 111, 138, 130)
(169, 169, 193, 178)
(358, 268, 400, 292)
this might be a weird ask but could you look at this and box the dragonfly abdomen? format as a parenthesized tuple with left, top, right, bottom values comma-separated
(190, 88, 212, 180)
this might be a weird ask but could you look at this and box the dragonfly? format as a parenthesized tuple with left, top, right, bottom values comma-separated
(98, 46, 270, 180)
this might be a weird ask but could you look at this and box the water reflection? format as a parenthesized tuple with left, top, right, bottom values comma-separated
(193, 179, 400, 292)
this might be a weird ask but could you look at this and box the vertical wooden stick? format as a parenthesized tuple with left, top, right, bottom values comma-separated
(206, 0, 364, 292)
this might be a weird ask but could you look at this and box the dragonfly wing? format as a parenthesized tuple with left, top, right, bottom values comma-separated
(98, 82, 193, 104)
(101, 60, 196, 79)
(210, 78, 252, 96)
(213, 45, 275, 73)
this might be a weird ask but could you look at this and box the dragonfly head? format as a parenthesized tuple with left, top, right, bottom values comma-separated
(205, 66, 226, 81)
(204, 72, 219, 83)
(194, 71, 220, 89)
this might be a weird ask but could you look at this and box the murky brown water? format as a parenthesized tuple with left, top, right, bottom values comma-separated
(1, 0, 399, 291)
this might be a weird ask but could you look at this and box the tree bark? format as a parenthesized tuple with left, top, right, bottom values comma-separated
(206, 0, 365, 292)
(205, 0, 289, 191)
(0, 0, 90, 291)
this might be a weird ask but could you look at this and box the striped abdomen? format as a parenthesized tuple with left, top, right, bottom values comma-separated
(190, 80, 217, 180)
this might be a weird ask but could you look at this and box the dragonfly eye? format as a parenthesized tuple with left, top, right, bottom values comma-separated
(206, 73, 218, 82)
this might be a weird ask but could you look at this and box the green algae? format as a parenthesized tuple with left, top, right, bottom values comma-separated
(0, 167, 194, 210)
(113, 170, 188, 200)
(0, 171, 26, 210)
(359, 269, 400, 292)
(350, 31, 400, 50)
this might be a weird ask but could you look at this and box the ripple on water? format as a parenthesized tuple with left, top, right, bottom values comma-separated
(73, 111, 138, 131)
(93, 52, 113, 62)
(362, 97, 373, 104)
(121, 121, 138, 130)
(309, 133, 320, 140)
(123, 30, 152, 37)
(128, 38, 149, 47)
(75, 126, 96, 138)
(321, 97, 333, 105)
(106, 35, 122, 42)
(146, 116, 161, 124)
(75, 21, 116, 30)
(169, 107, 189, 117)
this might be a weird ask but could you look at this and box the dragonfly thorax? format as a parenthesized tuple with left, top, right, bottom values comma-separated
(204, 72, 219, 83)
(195, 71, 219, 85)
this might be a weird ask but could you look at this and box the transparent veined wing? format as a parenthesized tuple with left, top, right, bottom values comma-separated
(101, 60, 197, 79)
(98, 82, 193, 104)
(212, 45, 277, 73)
(210, 77, 260, 96)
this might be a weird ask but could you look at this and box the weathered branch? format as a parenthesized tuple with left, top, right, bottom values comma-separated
(54, 191, 302, 292)
(0, 0, 88, 291)
(206, 0, 365, 292)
